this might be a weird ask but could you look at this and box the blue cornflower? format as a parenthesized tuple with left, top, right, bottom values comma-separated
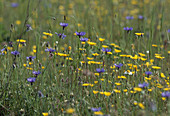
(11, 50, 20, 56)
(55, 32, 66, 39)
(27, 77, 36, 85)
(60, 23, 68, 30)
(32, 70, 41, 77)
(45, 48, 55, 53)
(138, 15, 144, 19)
(96, 68, 105, 73)
(126, 16, 134, 20)
(75, 31, 86, 38)
(114, 63, 123, 69)
(167, 29, 170, 33)
(26, 24, 32, 31)
(138, 82, 149, 88)
(11, 3, 19, 7)
(80, 37, 88, 42)
(26, 56, 36, 61)
(162, 92, 170, 98)
(123, 27, 133, 31)
(0, 48, 5, 55)
(102, 48, 111, 52)
(91, 107, 101, 112)
(145, 71, 152, 76)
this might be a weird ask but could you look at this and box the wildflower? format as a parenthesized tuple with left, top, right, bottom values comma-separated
(152, 66, 161, 69)
(138, 82, 149, 88)
(60, 22, 68, 30)
(91, 107, 101, 112)
(66, 108, 75, 114)
(26, 56, 36, 61)
(38, 91, 44, 97)
(104, 92, 112, 96)
(161, 92, 170, 98)
(94, 111, 103, 115)
(123, 27, 133, 32)
(145, 71, 152, 77)
(126, 16, 134, 20)
(138, 15, 144, 19)
(93, 90, 99, 94)
(167, 29, 170, 33)
(134, 87, 142, 92)
(75, 31, 86, 38)
(114, 63, 123, 69)
(11, 50, 20, 56)
(99, 38, 105, 42)
(96, 68, 105, 73)
(45, 48, 55, 53)
(135, 33, 144, 36)
(11, 3, 19, 7)
(55, 32, 66, 39)
(16, 39, 26, 43)
(43, 32, 53, 37)
(26, 24, 32, 31)
(42, 113, 48, 116)
(27, 77, 36, 85)
(102, 48, 111, 53)
(32, 70, 41, 77)
(138, 103, 145, 109)
(80, 37, 88, 42)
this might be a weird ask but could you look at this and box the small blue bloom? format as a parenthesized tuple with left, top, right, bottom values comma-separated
(55, 32, 66, 39)
(91, 107, 101, 112)
(167, 29, 170, 33)
(80, 37, 88, 42)
(114, 63, 123, 69)
(45, 48, 55, 53)
(26, 56, 36, 61)
(11, 3, 19, 7)
(138, 82, 149, 88)
(75, 32, 86, 38)
(11, 50, 20, 56)
(102, 48, 111, 52)
(60, 23, 68, 30)
(138, 15, 144, 19)
(26, 24, 32, 31)
(145, 71, 152, 75)
(96, 68, 105, 73)
(126, 16, 134, 20)
(123, 27, 133, 31)
(27, 77, 36, 83)
(32, 70, 41, 76)
(162, 92, 170, 98)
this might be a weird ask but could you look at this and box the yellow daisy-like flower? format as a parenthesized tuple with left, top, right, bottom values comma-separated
(110, 43, 115, 46)
(134, 101, 138, 105)
(95, 73, 99, 76)
(138, 103, 145, 109)
(113, 89, 121, 93)
(88, 42, 96, 46)
(162, 97, 166, 101)
(135, 33, 144, 36)
(16, 39, 26, 43)
(161, 73, 166, 78)
(87, 57, 94, 60)
(102, 45, 108, 48)
(43, 32, 53, 37)
(99, 38, 105, 42)
(94, 111, 103, 115)
(114, 49, 121, 53)
(134, 87, 142, 92)
(123, 89, 128, 92)
(119, 54, 127, 57)
(92, 53, 99, 56)
(104, 92, 112, 96)
(152, 44, 158, 47)
(16, 20, 21, 25)
(94, 81, 98, 84)
(99, 92, 104, 94)
(93, 90, 99, 94)
(152, 66, 161, 69)
(82, 83, 90, 86)
(42, 113, 48, 116)
(115, 83, 121, 86)
(66, 108, 75, 114)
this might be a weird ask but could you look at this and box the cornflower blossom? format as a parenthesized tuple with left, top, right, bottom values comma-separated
(55, 32, 66, 39)
(26, 24, 32, 31)
(60, 23, 68, 30)
(126, 16, 134, 20)
(75, 32, 86, 38)
(45, 48, 55, 53)
(102, 48, 111, 52)
(11, 3, 19, 7)
(11, 50, 20, 56)
(138, 82, 149, 88)
(167, 29, 170, 33)
(80, 37, 88, 42)
(114, 63, 123, 69)
(138, 15, 144, 19)
(0, 48, 5, 55)
(161, 92, 170, 98)
(32, 71, 41, 77)
(91, 107, 101, 112)
(26, 56, 36, 61)
(96, 68, 105, 73)
(123, 27, 133, 32)
(145, 71, 152, 77)
(27, 77, 36, 85)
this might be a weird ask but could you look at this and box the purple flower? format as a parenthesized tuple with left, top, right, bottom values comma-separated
(138, 15, 144, 19)
(96, 68, 105, 73)
(38, 91, 44, 97)
(123, 27, 133, 31)
(167, 29, 170, 33)
(32, 70, 41, 77)
(145, 71, 152, 76)
(80, 37, 88, 42)
(26, 24, 32, 31)
(161, 92, 170, 98)
(60, 23, 68, 30)
(11, 3, 19, 7)
(75, 32, 86, 38)
(27, 77, 36, 83)
(102, 48, 111, 52)
(114, 63, 123, 69)
(26, 56, 36, 61)
(126, 16, 134, 20)
(45, 48, 55, 53)
(55, 32, 66, 39)
(91, 107, 101, 112)
(138, 82, 149, 88)
(11, 50, 20, 56)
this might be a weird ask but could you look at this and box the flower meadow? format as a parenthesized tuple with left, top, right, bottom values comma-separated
(0, 0, 170, 115)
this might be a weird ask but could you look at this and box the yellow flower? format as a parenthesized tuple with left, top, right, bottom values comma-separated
(104, 92, 112, 96)
(42, 66, 45, 69)
(135, 33, 144, 36)
(161, 73, 166, 78)
(16, 20, 21, 25)
(162, 97, 166, 101)
(152, 44, 158, 47)
(152, 66, 161, 69)
(107, 52, 112, 54)
(123, 89, 128, 92)
(102, 45, 108, 48)
(138, 53, 146, 57)
(99, 38, 105, 42)
(78, 23, 81, 27)
(87, 57, 94, 60)
(114, 49, 121, 53)
(148, 89, 152, 92)
(81, 42, 85, 45)
(42, 113, 48, 116)
(100, 79, 104, 81)
(119, 54, 127, 57)
(99, 92, 104, 94)
(138, 103, 145, 109)
(95, 73, 99, 76)
(94, 111, 103, 115)
(110, 43, 115, 46)
(93, 90, 99, 94)
(43, 32, 53, 37)
(66, 57, 73, 60)
(134, 87, 142, 92)
(66, 108, 75, 114)
(134, 101, 138, 105)
(163, 88, 170, 91)
(94, 81, 98, 84)
(29, 62, 33, 65)
(113, 89, 121, 93)
(16, 39, 26, 43)
(82, 83, 90, 86)
(92, 53, 99, 56)
(23, 64, 27, 67)
(115, 83, 121, 86)
(88, 42, 96, 46)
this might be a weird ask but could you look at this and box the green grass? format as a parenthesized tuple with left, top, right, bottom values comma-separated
(0, 0, 170, 115)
